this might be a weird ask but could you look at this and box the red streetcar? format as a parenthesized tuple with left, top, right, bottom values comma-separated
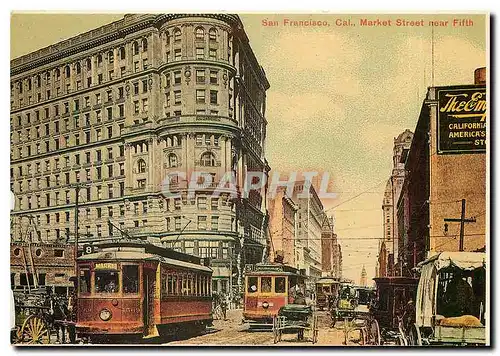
(243, 263, 306, 327)
(75, 239, 212, 342)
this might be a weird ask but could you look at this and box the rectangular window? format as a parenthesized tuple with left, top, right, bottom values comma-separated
(142, 80, 148, 93)
(196, 47, 204, 60)
(196, 89, 205, 103)
(197, 216, 207, 230)
(197, 196, 207, 209)
(196, 70, 205, 83)
(174, 49, 181, 61)
(174, 90, 181, 105)
(209, 49, 217, 60)
(210, 71, 218, 84)
(174, 71, 181, 85)
(123, 265, 139, 293)
(175, 216, 181, 231)
(211, 216, 219, 231)
(134, 61, 139, 72)
(142, 98, 148, 112)
(247, 277, 258, 293)
(210, 90, 218, 104)
(134, 101, 139, 114)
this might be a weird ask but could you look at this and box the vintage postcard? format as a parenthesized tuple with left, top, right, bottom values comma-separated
(9, 12, 488, 346)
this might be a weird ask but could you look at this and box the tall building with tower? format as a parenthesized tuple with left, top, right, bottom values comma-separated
(10, 14, 270, 294)
(378, 129, 413, 277)
(396, 67, 487, 275)
(359, 265, 367, 287)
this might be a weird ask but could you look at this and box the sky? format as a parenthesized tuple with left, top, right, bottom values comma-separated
(10, 13, 487, 283)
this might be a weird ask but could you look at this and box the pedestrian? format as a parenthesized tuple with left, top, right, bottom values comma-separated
(220, 293, 227, 320)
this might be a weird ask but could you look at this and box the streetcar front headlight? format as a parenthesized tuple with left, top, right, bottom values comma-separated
(262, 301, 269, 309)
(99, 308, 112, 321)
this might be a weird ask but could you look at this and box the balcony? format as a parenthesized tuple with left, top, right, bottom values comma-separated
(158, 115, 238, 129)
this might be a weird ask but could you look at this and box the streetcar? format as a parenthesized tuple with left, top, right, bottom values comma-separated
(243, 263, 306, 327)
(75, 238, 213, 342)
(371, 276, 418, 345)
(315, 277, 340, 310)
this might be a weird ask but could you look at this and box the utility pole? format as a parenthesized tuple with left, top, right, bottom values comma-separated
(444, 199, 476, 252)
(70, 183, 89, 275)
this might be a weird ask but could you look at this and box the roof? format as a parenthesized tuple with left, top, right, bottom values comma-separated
(417, 251, 486, 271)
(78, 250, 212, 273)
(316, 278, 339, 284)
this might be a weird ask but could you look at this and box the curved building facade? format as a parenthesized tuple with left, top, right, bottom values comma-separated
(10, 14, 270, 294)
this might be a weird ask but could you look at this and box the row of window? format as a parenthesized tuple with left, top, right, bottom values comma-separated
(164, 240, 232, 260)
(13, 146, 125, 178)
(161, 270, 212, 297)
(12, 59, 150, 110)
(16, 181, 126, 210)
(12, 38, 149, 97)
(12, 85, 130, 129)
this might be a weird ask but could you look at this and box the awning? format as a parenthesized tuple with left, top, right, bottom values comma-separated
(415, 251, 486, 327)
(211, 266, 231, 278)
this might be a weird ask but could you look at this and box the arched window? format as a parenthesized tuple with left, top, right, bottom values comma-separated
(173, 28, 181, 42)
(86, 58, 92, 70)
(201, 152, 216, 167)
(209, 28, 217, 41)
(97, 54, 103, 66)
(55, 68, 60, 79)
(64, 65, 70, 77)
(108, 50, 114, 63)
(75, 62, 81, 75)
(173, 136, 178, 146)
(168, 153, 178, 168)
(142, 38, 148, 52)
(195, 27, 204, 40)
(119, 46, 126, 60)
(137, 159, 146, 173)
(166, 137, 172, 147)
(36, 75, 41, 87)
(165, 31, 170, 45)
(133, 41, 139, 55)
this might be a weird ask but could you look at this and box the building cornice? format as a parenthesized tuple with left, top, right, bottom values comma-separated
(11, 13, 242, 76)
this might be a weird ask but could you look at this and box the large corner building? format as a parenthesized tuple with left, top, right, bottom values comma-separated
(10, 14, 270, 295)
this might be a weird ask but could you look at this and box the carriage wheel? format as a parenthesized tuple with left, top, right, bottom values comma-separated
(367, 319, 380, 345)
(359, 327, 366, 346)
(408, 324, 422, 346)
(272, 316, 278, 344)
(20, 315, 50, 344)
(312, 314, 319, 344)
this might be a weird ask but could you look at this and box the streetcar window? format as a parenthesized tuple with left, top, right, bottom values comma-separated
(123, 265, 139, 293)
(275, 277, 286, 293)
(261, 277, 272, 293)
(247, 277, 258, 293)
(79, 268, 90, 294)
(95, 270, 119, 294)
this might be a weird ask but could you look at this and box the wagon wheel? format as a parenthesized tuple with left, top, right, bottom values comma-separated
(408, 324, 422, 346)
(369, 319, 381, 345)
(312, 314, 319, 344)
(359, 327, 366, 346)
(273, 315, 278, 344)
(20, 315, 50, 344)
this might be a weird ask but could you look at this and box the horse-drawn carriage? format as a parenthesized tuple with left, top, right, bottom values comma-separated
(329, 283, 380, 345)
(272, 304, 318, 344)
(407, 252, 487, 346)
(11, 287, 73, 344)
(371, 276, 419, 345)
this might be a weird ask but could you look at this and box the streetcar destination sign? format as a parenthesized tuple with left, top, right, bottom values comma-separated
(437, 86, 487, 154)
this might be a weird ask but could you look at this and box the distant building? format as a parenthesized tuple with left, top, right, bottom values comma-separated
(268, 187, 298, 266)
(397, 67, 487, 275)
(292, 181, 324, 285)
(360, 265, 367, 287)
(378, 130, 413, 277)
(321, 216, 341, 278)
